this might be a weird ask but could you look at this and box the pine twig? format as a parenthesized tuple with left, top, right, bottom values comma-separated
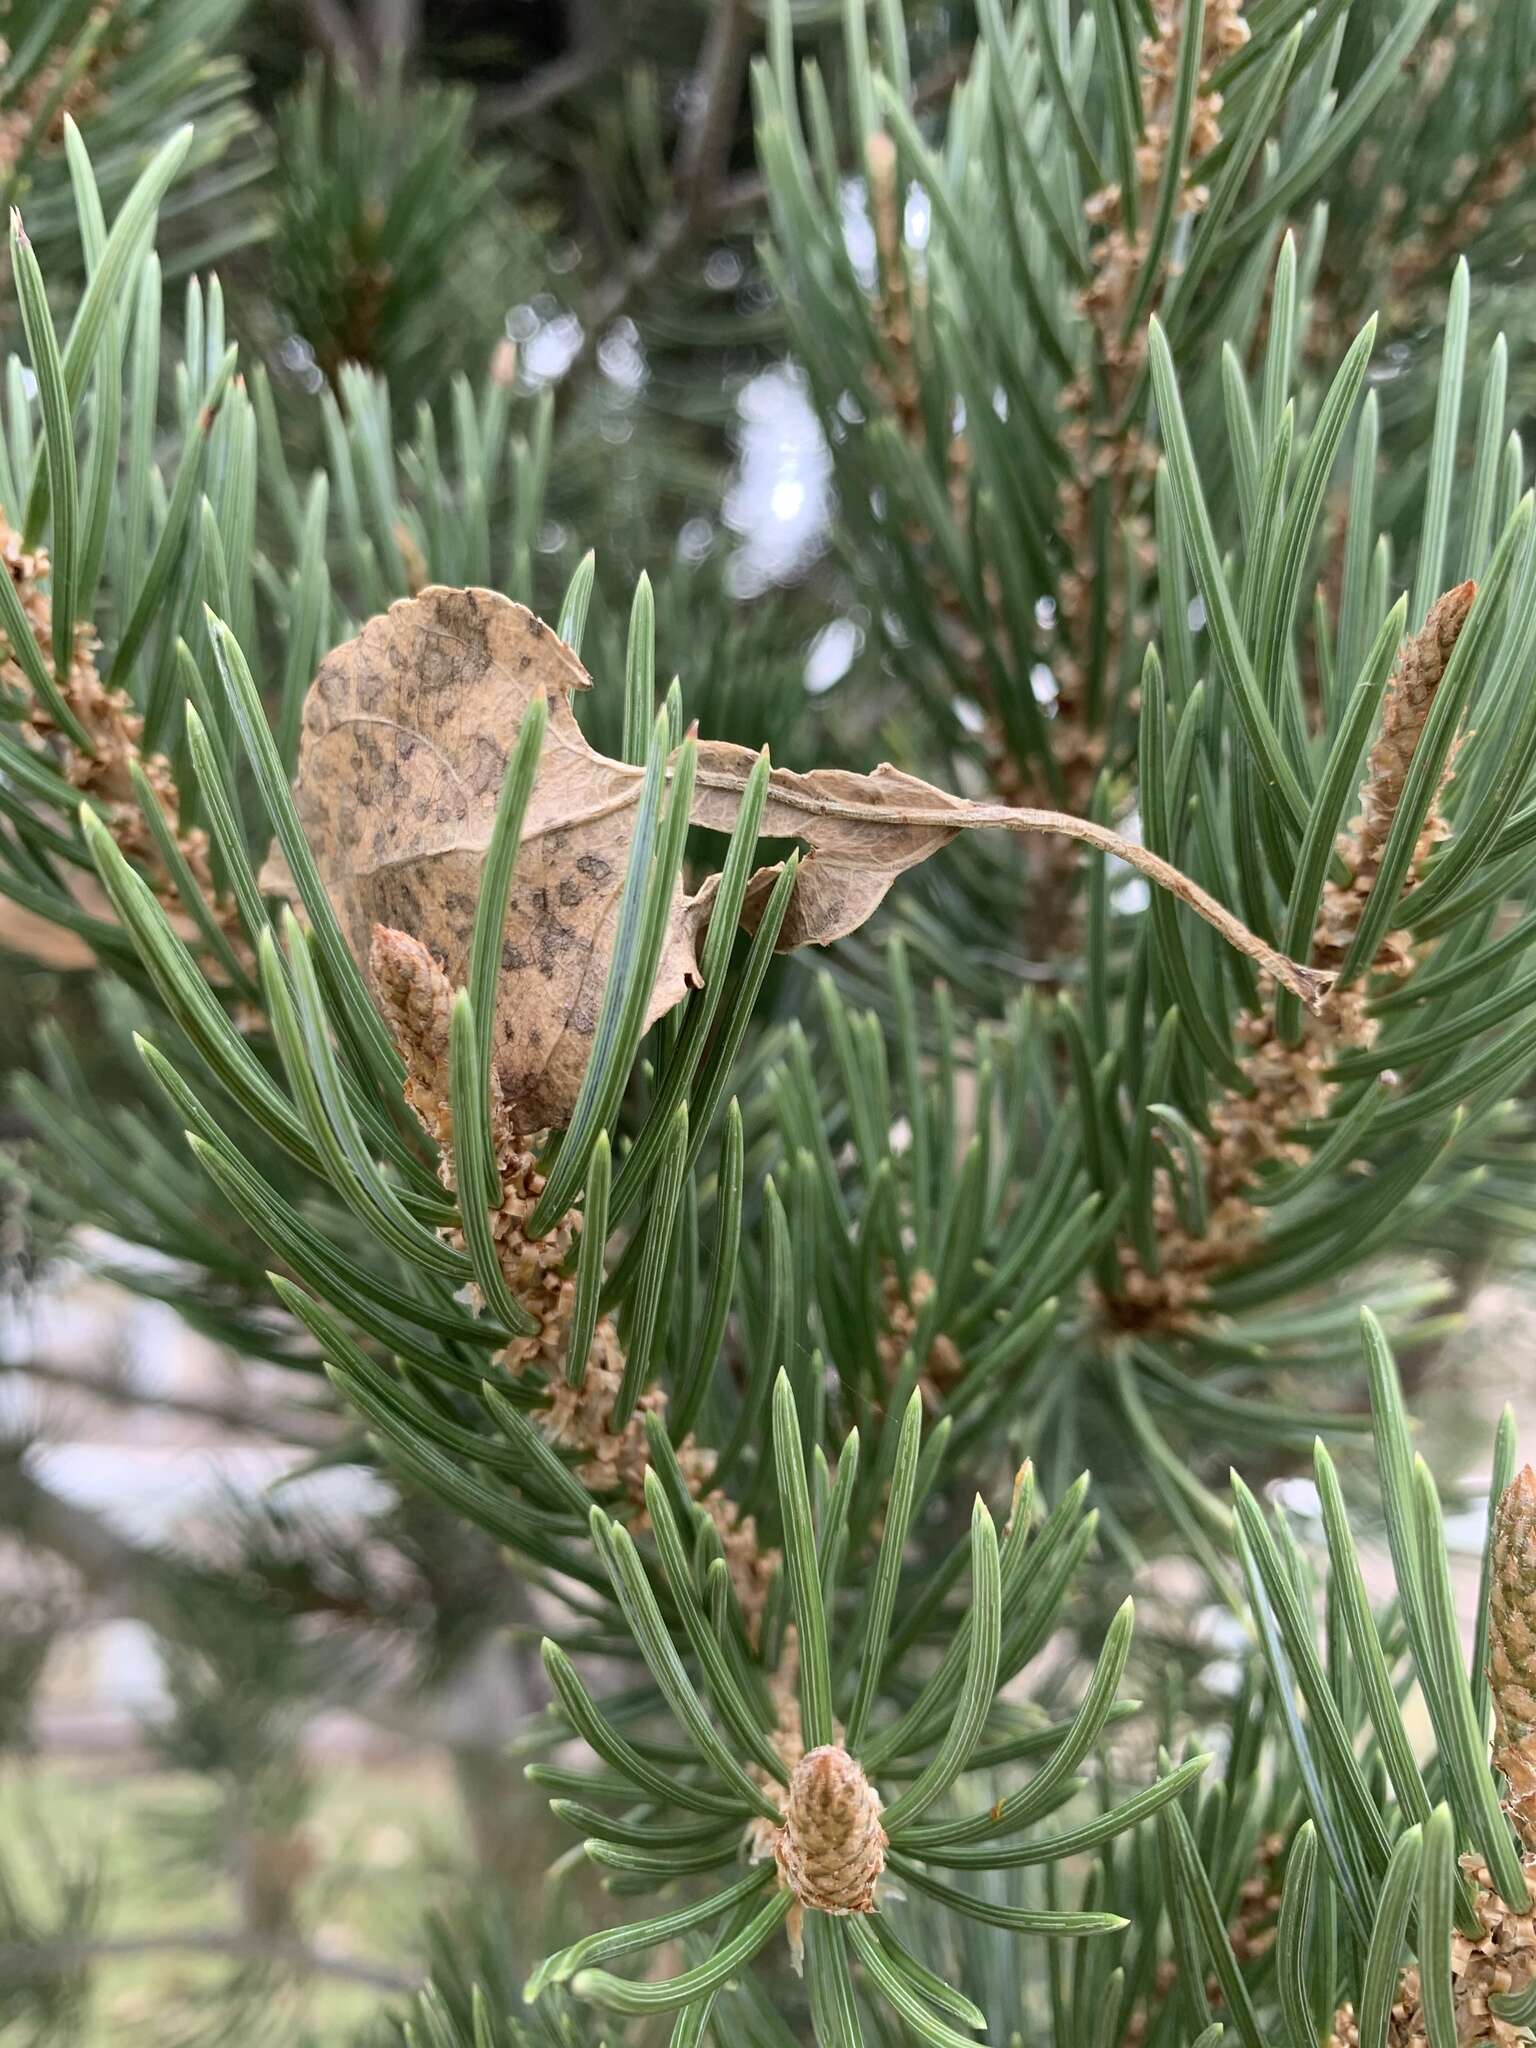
(0, 1929, 417, 1994)
(0, 1356, 343, 1451)
(0, 1445, 188, 1638)
(575, 0, 753, 355)
(1490, 1465, 1536, 1850)
(293, 0, 371, 76)
(475, 45, 610, 131)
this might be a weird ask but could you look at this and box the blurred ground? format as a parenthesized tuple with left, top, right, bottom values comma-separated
(1, 1750, 456, 2040)
(1, 1257, 555, 2038)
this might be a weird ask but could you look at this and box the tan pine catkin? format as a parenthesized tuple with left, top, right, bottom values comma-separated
(875, 1265, 963, 1406)
(1322, 1465, 1536, 2048)
(1490, 1466, 1536, 1853)
(1316, 578, 1477, 942)
(774, 1744, 887, 1917)
(1327, 1857, 1536, 2046)
(743, 1639, 885, 1973)
(2, 516, 245, 960)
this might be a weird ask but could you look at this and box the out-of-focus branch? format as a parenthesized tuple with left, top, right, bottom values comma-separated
(672, 0, 754, 212)
(572, 0, 752, 358)
(576, 32, 965, 360)
(2, 1356, 343, 1451)
(475, 0, 619, 130)
(1, 1929, 416, 1993)
(0, 1453, 537, 1751)
(0, 1445, 187, 1638)
(294, 0, 369, 74)
(295, 0, 419, 81)
(475, 44, 610, 129)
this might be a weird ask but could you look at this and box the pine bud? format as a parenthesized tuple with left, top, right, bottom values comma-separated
(370, 924, 456, 1146)
(1490, 1465, 1536, 1849)
(1353, 579, 1476, 879)
(774, 1745, 886, 1916)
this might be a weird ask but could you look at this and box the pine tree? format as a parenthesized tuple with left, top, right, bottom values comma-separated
(2, 2, 1536, 2043)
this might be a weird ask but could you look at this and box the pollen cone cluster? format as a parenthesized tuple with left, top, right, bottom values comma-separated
(876, 1265, 963, 1406)
(2, 514, 245, 963)
(1114, 581, 1475, 1328)
(1327, 1856, 1536, 2047)
(1324, 1465, 1536, 2048)
(1382, 83, 1536, 318)
(862, 130, 1027, 810)
(1491, 1466, 1536, 1853)
(368, 923, 777, 1637)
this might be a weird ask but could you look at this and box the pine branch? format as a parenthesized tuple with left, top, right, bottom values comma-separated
(475, 46, 612, 131)
(5, 16, 1536, 2044)
(0, 1445, 188, 1640)
(0, 1449, 541, 1757)
(571, 0, 754, 369)
(0, 1928, 418, 1994)
(366, 923, 777, 1637)
(293, 0, 371, 76)
(672, 0, 755, 211)
(0, 1356, 343, 1450)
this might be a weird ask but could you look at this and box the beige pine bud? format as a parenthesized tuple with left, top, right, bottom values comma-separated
(864, 132, 902, 287)
(1353, 579, 1475, 878)
(774, 1745, 886, 1916)
(1314, 579, 1477, 974)
(370, 924, 456, 1147)
(1491, 1465, 1536, 1850)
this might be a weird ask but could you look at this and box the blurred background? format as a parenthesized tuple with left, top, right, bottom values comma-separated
(0, 0, 1532, 2040)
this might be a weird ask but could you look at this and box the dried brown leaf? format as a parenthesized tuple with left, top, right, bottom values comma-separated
(281, 586, 1328, 1133)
